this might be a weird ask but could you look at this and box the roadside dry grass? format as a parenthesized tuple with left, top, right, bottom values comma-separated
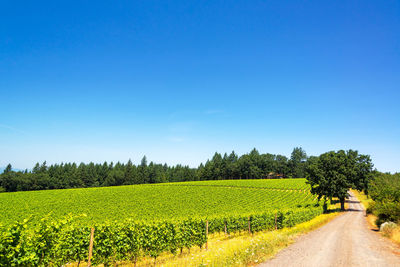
(392, 228, 400, 244)
(351, 189, 379, 230)
(351, 189, 373, 210)
(351, 189, 400, 246)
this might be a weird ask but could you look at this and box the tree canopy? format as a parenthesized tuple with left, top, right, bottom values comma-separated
(306, 150, 373, 210)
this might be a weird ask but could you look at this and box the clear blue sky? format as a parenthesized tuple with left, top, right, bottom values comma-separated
(1, 1, 399, 172)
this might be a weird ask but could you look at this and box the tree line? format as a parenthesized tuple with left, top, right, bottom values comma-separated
(0, 147, 310, 192)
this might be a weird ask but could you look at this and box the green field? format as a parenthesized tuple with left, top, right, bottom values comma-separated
(0, 178, 316, 226)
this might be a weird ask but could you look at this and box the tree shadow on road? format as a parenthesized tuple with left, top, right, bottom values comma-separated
(345, 199, 363, 212)
(324, 198, 364, 213)
(346, 208, 363, 212)
(346, 200, 361, 204)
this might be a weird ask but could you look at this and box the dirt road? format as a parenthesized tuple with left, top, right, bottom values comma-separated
(259, 192, 400, 267)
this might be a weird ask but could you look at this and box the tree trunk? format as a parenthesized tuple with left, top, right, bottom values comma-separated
(340, 197, 345, 211)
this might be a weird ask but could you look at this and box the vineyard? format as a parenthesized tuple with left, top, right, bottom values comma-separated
(0, 179, 323, 266)
(169, 178, 311, 190)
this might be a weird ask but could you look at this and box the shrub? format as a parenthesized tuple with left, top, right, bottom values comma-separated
(365, 201, 375, 215)
(369, 173, 400, 226)
(379, 222, 397, 237)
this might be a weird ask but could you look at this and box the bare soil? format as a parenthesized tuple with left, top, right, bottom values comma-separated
(259, 192, 400, 267)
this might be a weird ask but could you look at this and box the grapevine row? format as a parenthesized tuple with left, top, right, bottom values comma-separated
(0, 206, 323, 266)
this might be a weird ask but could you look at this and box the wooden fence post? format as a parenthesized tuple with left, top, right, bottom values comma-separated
(205, 220, 209, 250)
(248, 216, 251, 234)
(224, 221, 227, 235)
(275, 213, 277, 230)
(87, 227, 95, 267)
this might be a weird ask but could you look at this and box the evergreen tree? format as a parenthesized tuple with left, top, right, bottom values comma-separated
(32, 162, 40, 174)
(3, 164, 12, 174)
(289, 147, 307, 177)
(124, 159, 135, 185)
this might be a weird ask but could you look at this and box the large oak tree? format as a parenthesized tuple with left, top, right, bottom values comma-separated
(306, 150, 373, 211)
